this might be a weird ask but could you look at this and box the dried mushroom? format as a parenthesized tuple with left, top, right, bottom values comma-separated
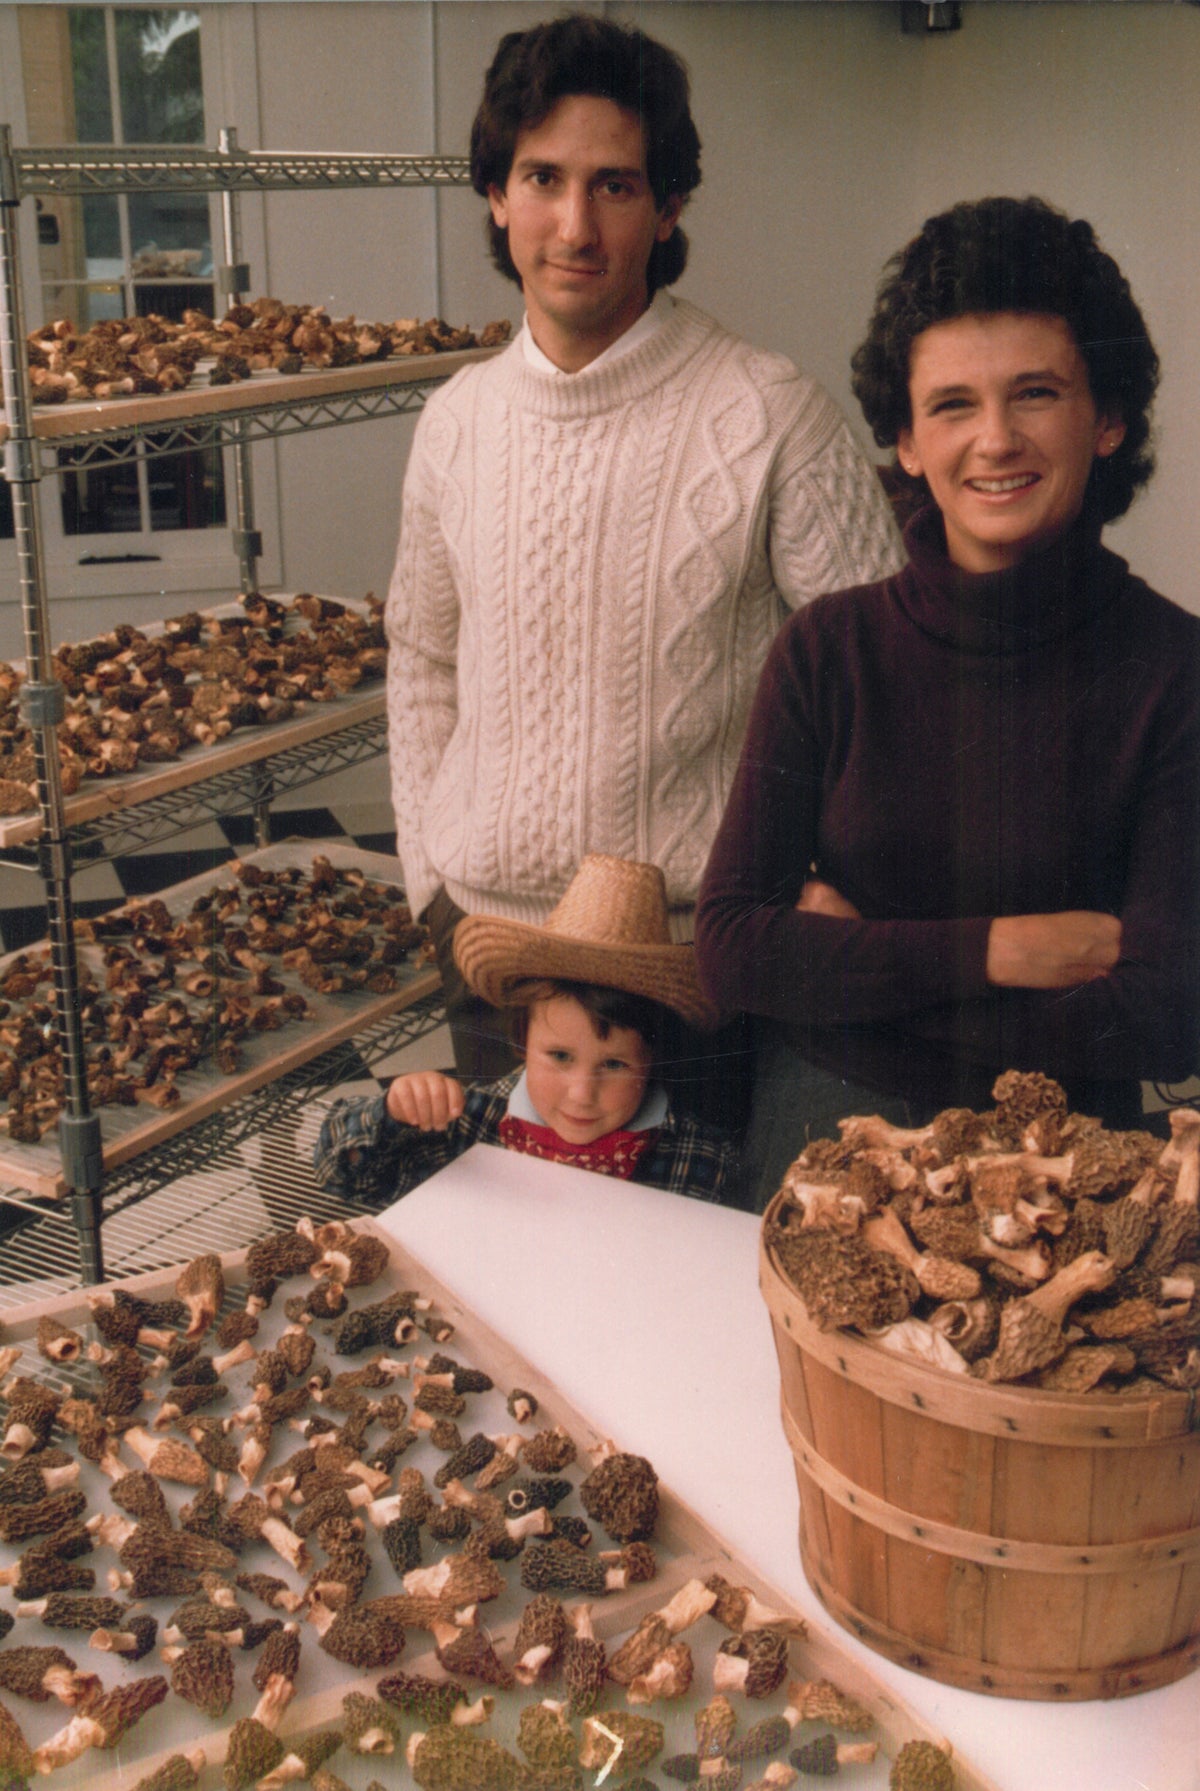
(767, 1081, 1200, 1392)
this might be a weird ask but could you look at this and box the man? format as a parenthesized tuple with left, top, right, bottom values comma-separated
(386, 12, 903, 1095)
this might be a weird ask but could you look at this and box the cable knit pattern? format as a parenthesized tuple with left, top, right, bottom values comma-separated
(386, 299, 903, 930)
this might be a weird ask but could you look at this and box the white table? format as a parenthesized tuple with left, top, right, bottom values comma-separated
(375, 1144, 1200, 1791)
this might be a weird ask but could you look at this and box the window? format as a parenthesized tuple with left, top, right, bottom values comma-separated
(1, 3, 276, 612)
(28, 7, 226, 543)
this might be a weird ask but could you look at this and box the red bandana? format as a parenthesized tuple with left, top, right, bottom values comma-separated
(498, 1114, 655, 1179)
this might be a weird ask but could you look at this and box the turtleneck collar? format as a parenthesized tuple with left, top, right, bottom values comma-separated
(897, 504, 1127, 655)
(493, 297, 720, 421)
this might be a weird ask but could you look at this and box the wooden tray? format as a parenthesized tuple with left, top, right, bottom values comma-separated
(0, 596, 385, 850)
(0, 1222, 999, 1791)
(0, 346, 501, 449)
(0, 841, 438, 1198)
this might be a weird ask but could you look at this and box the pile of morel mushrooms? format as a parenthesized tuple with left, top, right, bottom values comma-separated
(766, 1072, 1200, 1390)
(25, 300, 511, 405)
(0, 1222, 922, 1791)
(0, 855, 427, 1140)
(0, 593, 389, 817)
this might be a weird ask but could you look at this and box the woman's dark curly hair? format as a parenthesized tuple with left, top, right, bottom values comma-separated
(469, 12, 701, 295)
(850, 196, 1159, 524)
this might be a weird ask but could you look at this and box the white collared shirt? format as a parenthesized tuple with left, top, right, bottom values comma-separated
(519, 289, 675, 377)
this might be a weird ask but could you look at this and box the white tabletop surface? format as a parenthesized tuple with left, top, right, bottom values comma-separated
(375, 1143, 1200, 1791)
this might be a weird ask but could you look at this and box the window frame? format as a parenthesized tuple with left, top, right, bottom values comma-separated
(0, 4, 282, 610)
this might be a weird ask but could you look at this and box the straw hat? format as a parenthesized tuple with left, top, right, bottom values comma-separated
(452, 855, 720, 1031)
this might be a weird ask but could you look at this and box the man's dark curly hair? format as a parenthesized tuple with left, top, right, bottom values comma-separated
(850, 196, 1159, 524)
(469, 12, 701, 296)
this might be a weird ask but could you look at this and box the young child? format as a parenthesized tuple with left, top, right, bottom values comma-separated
(313, 856, 737, 1205)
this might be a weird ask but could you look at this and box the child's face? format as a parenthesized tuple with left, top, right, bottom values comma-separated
(524, 995, 652, 1146)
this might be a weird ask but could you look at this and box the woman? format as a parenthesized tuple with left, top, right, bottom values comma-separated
(695, 196, 1200, 1210)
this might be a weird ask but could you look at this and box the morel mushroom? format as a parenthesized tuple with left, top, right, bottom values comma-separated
(121, 1426, 210, 1486)
(341, 1690, 403, 1756)
(256, 1728, 343, 1791)
(0, 1643, 97, 1705)
(89, 1611, 159, 1660)
(579, 1710, 664, 1781)
(405, 1725, 526, 1791)
(562, 1601, 608, 1717)
(168, 1634, 235, 1717)
(889, 1738, 955, 1791)
(0, 1697, 34, 1783)
(223, 1717, 287, 1791)
(130, 1747, 207, 1791)
(863, 1208, 981, 1302)
(310, 1599, 407, 1669)
(176, 1252, 225, 1338)
(790, 1732, 879, 1775)
(516, 1699, 577, 1778)
(713, 1625, 790, 1699)
(0, 1490, 85, 1547)
(978, 1250, 1116, 1381)
(35, 1315, 83, 1363)
(579, 1443, 658, 1542)
(375, 1670, 493, 1729)
(33, 1674, 169, 1771)
(511, 1591, 569, 1685)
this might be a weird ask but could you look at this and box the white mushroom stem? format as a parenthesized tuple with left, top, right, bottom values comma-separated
(339, 1459, 390, 1496)
(86, 1511, 136, 1548)
(864, 1207, 982, 1297)
(840, 1114, 935, 1151)
(33, 1713, 108, 1772)
(89, 1626, 143, 1655)
(365, 1493, 404, 1529)
(258, 1516, 309, 1573)
(122, 1426, 208, 1482)
(256, 1754, 315, 1790)
(639, 1577, 715, 1635)
(473, 1434, 524, 1490)
(1, 1422, 40, 1461)
(968, 1150, 1076, 1187)
(976, 1234, 1052, 1282)
(1168, 1110, 1200, 1207)
(213, 1339, 257, 1375)
(784, 1178, 866, 1235)
(252, 1674, 296, 1729)
(238, 1427, 271, 1487)
(1021, 1250, 1116, 1325)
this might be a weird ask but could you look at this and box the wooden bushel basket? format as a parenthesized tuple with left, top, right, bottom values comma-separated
(759, 1189, 1200, 1700)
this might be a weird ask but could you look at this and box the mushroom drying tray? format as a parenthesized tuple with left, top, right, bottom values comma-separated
(0, 841, 438, 1199)
(0, 1220, 999, 1791)
(0, 595, 386, 851)
(0, 347, 501, 454)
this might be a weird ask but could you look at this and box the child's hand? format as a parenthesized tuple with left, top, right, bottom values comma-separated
(385, 1071, 466, 1131)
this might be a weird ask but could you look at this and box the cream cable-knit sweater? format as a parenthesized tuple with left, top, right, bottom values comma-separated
(385, 298, 903, 934)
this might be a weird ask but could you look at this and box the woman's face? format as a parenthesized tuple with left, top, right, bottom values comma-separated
(897, 312, 1124, 573)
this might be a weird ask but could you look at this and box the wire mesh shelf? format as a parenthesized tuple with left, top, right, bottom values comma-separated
(0, 714, 387, 870)
(0, 994, 444, 1295)
(31, 368, 466, 471)
(11, 145, 472, 196)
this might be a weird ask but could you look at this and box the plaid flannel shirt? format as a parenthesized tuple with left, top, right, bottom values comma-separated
(313, 1070, 737, 1208)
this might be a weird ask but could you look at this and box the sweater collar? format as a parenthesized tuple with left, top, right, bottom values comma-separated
(897, 505, 1126, 654)
(493, 297, 719, 420)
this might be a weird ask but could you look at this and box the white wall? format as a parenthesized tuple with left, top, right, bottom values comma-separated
(3, 2, 1198, 631)
(264, 0, 1200, 612)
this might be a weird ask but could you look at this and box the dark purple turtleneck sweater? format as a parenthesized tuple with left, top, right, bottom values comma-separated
(695, 508, 1200, 1119)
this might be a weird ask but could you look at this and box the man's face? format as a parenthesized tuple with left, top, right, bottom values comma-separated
(488, 94, 682, 372)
